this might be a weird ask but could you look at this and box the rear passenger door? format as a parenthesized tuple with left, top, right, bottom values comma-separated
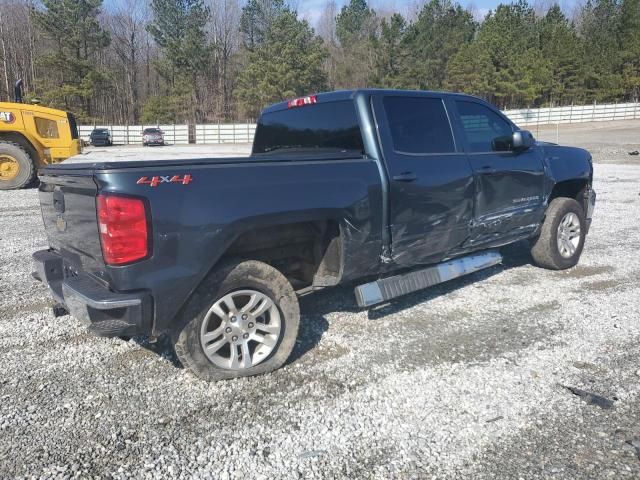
(451, 99, 546, 243)
(372, 94, 474, 267)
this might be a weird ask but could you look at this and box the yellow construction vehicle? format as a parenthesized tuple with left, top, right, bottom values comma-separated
(0, 80, 82, 190)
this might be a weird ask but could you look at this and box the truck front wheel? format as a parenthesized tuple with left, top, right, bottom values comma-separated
(530, 197, 587, 270)
(0, 142, 35, 190)
(172, 259, 300, 381)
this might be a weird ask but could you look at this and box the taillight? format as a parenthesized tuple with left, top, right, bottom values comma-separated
(96, 194, 149, 265)
(287, 95, 317, 108)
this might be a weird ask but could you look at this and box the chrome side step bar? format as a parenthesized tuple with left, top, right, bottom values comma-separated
(354, 250, 502, 308)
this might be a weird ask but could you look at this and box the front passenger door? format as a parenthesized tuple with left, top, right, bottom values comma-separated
(453, 100, 545, 244)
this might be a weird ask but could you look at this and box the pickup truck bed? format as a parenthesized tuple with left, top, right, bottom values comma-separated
(33, 89, 595, 381)
(65, 144, 251, 164)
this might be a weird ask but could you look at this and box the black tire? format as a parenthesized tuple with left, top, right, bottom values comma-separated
(172, 259, 300, 381)
(530, 197, 586, 270)
(0, 141, 35, 190)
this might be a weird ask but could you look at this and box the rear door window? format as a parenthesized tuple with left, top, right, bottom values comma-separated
(253, 101, 364, 156)
(455, 101, 513, 152)
(382, 96, 455, 155)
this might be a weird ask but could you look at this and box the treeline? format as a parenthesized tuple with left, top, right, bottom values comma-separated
(1, 0, 639, 123)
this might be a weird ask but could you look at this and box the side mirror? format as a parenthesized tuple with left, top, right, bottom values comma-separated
(512, 130, 535, 151)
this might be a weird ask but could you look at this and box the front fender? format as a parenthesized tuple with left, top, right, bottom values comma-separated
(540, 144, 593, 185)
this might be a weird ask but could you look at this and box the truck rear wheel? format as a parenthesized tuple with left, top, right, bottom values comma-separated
(0, 142, 35, 190)
(172, 259, 300, 381)
(530, 197, 586, 270)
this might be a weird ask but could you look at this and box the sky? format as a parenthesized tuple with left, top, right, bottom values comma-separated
(103, 0, 581, 29)
(296, 0, 580, 25)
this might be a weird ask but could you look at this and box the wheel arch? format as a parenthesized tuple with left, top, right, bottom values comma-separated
(548, 178, 590, 214)
(214, 217, 344, 291)
(156, 216, 345, 336)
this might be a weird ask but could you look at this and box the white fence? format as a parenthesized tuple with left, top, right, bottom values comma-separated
(503, 102, 640, 126)
(195, 123, 255, 144)
(79, 123, 256, 145)
(78, 124, 189, 145)
(79, 102, 640, 145)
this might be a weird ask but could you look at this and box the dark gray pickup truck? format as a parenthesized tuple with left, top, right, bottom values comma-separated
(33, 89, 596, 381)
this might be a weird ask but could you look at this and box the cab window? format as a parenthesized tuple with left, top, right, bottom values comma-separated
(455, 101, 513, 153)
(253, 101, 364, 156)
(383, 96, 455, 155)
(35, 117, 60, 139)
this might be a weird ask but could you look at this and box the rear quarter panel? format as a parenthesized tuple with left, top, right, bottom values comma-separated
(95, 158, 383, 334)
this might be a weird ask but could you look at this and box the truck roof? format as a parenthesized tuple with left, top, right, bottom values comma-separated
(261, 89, 484, 114)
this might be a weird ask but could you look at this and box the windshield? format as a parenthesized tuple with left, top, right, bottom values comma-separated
(144, 128, 161, 134)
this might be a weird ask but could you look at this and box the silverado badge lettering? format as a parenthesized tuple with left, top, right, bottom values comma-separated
(137, 174, 193, 187)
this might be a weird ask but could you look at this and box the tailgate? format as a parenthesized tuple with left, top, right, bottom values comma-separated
(38, 169, 104, 271)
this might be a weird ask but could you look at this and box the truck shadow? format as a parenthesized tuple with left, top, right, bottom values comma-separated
(131, 242, 533, 369)
(288, 241, 533, 363)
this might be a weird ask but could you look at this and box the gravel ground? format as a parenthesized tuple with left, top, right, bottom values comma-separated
(1, 133, 640, 479)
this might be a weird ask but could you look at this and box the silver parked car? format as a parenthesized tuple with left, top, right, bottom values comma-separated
(142, 127, 164, 146)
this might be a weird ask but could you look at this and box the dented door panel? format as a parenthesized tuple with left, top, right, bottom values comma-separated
(372, 93, 475, 267)
(467, 151, 546, 241)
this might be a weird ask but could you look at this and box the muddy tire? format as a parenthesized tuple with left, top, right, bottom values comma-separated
(172, 259, 300, 381)
(531, 197, 586, 270)
(0, 141, 35, 190)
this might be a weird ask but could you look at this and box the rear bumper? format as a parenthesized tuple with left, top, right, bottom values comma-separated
(32, 249, 152, 337)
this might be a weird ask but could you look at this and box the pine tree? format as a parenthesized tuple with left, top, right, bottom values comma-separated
(401, 0, 476, 90)
(619, 0, 640, 100)
(239, 0, 289, 51)
(578, 0, 624, 101)
(335, 0, 375, 45)
(444, 42, 495, 98)
(538, 5, 586, 105)
(333, 0, 377, 88)
(371, 13, 408, 88)
(235, 11, 328, 118)
(147, 0, 212, 122)
(32, 0, 110, 120)
(476, 0, 544, 107)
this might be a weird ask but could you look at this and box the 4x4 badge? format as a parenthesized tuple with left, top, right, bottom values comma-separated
(137, 174, 193, 187)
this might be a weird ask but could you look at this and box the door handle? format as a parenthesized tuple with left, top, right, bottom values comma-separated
(480, 166, 496, 174)
(393, 172, 417, 182)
